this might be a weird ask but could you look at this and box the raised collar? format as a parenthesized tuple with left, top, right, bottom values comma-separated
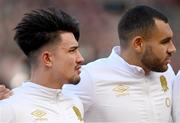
(18, 82, 62, 101)
(108, 46, 146, 77)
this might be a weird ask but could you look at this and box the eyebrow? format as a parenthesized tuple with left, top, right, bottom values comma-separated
(160, 37, 172, 43)
(69, 45, 79, 50)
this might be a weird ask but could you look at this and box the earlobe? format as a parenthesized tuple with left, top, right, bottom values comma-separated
(42, 51, 53, 67)
(132, 36, 144, 53)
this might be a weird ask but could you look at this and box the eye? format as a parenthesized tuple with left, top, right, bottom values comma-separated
(160, 37, 171, 44)
(69, 49, 76, 53)
(69, 47, 78, 53)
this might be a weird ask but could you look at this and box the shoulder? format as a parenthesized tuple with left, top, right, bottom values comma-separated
(0, 98, 15, 122)
(1, 86, 27, 107)
(81, 57, 111, 78)
(83, 57, 109, 70)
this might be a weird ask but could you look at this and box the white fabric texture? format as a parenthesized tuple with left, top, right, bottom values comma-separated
(63, 46, 175, 123)
(0, 82, 84, 123)
(173, 70, 180, 122)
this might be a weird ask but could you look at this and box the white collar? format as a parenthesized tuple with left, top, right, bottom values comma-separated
(20, 82, 62, 100)
(108, 46, 145, 77)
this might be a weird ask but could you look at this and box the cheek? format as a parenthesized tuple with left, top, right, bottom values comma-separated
(143, 46, 159, 62)
(62, 57, 76, 68)
(155, 47, 167, 58)
(150, 45, 165, 57)
(156, 44, 167, 52)
(55, 54, 77, 70)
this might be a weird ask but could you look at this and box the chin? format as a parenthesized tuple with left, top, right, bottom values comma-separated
(162, 65, 168, 72)
(152, 65, 168, 72)
(69, 76, 81, 85)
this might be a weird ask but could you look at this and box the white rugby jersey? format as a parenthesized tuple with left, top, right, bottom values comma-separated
(173, 70, 180, 122)
(0, 82, 84, 123)
(63, 46, 175, 123)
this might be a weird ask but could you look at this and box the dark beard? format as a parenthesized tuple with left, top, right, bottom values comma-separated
(70, 76, 81, 85)
(141, 46, 168, 72)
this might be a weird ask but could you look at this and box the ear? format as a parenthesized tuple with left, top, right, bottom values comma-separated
(41, 51, 53, 67)
(132, 36, 144, 53)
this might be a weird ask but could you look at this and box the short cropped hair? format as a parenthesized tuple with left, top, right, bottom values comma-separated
(14, 8, 80, 56)
(118, 5, 168, 48)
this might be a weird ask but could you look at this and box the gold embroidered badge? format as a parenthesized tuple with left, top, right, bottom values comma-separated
(113, 84, 129, 96)
(160, 75, 169, 92)
(165, 97, 171, 107)
(72, 106, 83, 121)
(31, 109, 47, 121)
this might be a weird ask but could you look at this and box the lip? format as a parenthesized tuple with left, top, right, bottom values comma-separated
(75, 66, 81, 74)
(77, 70, 81, 75)
(165, 58, 171, 64)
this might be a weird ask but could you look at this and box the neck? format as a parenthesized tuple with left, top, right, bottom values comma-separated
(120, 48, 150, 75)
(30, 67, 63, 89)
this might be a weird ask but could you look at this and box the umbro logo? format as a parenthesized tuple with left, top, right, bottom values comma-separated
(31, 109, 48, 121)
(113, 84, 129, 96)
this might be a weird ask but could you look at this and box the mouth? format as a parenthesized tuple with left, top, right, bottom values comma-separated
(164, 57, 171, 64)
(75, 66, 81, 74)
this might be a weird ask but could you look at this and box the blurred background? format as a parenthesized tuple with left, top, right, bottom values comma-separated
(0, 0, 180, 88)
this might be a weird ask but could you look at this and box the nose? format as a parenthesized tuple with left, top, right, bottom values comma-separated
(168, 41, 176, 54)
(77, 51, 84, 64)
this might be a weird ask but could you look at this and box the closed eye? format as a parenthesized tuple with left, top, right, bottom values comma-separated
(160, 37, 172, 44)
(68, 46, 79, 53)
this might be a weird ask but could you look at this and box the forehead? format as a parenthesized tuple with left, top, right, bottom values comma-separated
(153, 19, 173, 39)
(58, 32, 78, 48)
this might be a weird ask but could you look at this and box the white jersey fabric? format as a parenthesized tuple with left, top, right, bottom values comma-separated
(63, 46, 175, 123)
(0, 82, 84, 123)
(173, 70, 180, 122)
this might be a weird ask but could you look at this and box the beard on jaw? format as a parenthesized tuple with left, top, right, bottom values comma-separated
(69, 75, 81, 85)
(141, 46, 168, 72)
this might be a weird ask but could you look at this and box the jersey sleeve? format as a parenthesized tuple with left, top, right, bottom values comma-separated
(172, 70, 180, 122)
(62, 67, 95, 112)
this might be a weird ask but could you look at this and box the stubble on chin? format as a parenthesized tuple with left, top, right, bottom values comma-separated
(70, 76, 81, 85)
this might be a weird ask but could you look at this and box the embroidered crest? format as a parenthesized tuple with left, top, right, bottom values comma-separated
(160, 75, 169, 92)
(72, 106, 83, 121)
(113, 84, 129, 96)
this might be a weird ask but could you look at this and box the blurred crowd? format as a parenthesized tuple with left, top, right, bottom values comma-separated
(0, 0, 180, 88)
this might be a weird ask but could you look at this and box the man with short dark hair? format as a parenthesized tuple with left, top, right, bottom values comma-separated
(63, 5, 176, 122)
(0, 8, 84, 123)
